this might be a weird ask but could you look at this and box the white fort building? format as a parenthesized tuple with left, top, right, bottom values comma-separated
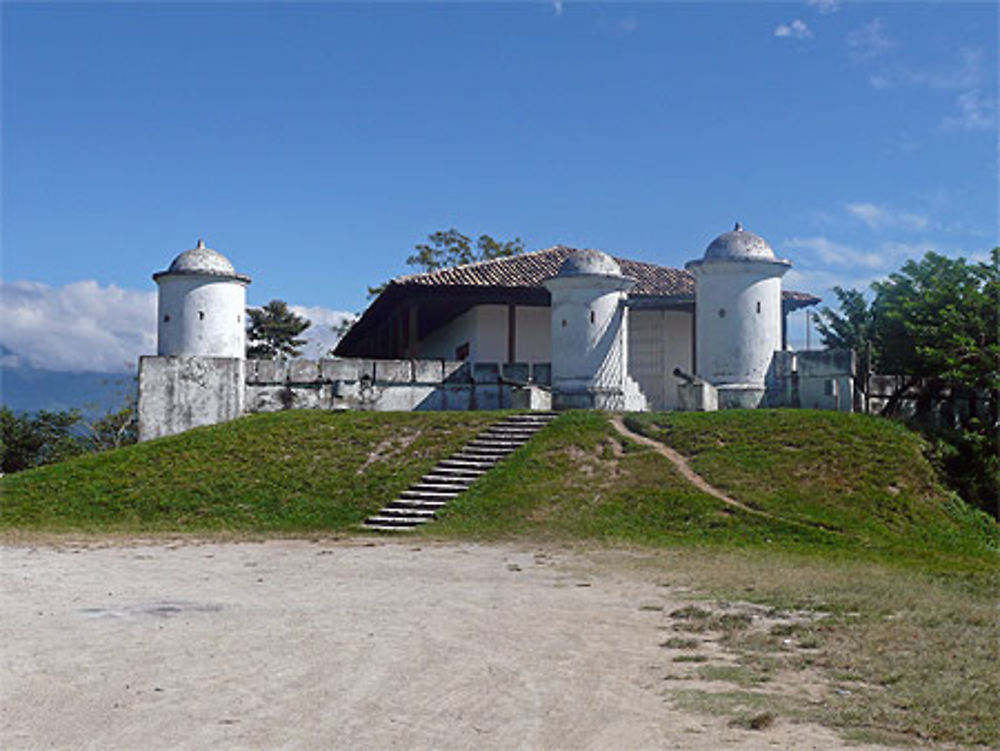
(138, 224, 855, 441)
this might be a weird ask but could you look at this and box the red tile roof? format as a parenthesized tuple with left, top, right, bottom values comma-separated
(391, 245, 818, 304)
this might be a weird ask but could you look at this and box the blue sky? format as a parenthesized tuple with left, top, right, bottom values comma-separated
(2, 1, 997, 372)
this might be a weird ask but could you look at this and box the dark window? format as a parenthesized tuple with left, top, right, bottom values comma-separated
(756, 301, 762, 314)
(163, 314, 171, 323)
(455, 342, 470, 361)
(718, 308, 726, 318)
(198, 311, 205, 320)
(590, 310, 595, 323)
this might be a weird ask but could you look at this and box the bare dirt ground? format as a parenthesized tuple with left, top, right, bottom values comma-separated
(0, 538, 938, 750)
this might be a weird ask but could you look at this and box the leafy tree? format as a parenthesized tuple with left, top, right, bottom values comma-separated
(816, 250, 999, 388)
(816, 249, 1000, 516)
(1, 407, 87, 473)
(246, 300, 311, 359)
(815, 286, 879, 364)
(327, 316, 359, 356)
(407, 229, 525, 272)
(87, 404, 138, 451)
(367, 228, 526, 298)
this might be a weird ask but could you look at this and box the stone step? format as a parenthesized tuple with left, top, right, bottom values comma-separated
(364, 516, 427, 528)
(438, 459, 496, 470)
(400, 489, 460, 500)
(448, 456, 500, 466)
(421, 473, 478, 484)
(378, 506, 438, 518)
(460, 446, 515, 455)
(409, 482, 469, 492)
(363, 412, 557, 532)
(386, 499, 448, 510)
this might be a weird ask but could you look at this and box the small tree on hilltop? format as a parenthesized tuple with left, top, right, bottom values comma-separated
(367, 229, 526, 298)
(246, 300, 311, 359)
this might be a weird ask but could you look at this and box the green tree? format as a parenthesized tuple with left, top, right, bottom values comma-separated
(87, 404, 138, 451)
(816, 249, 1000, 516)
(246, 300, 312, 359)
(367, 228, 527, 298)
(815, 286, 879, 364)
(1, 407, 87, 473)
(816, 250, 999, 388)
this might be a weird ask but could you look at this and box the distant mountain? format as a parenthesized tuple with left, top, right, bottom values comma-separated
(0, 365, 134, 417)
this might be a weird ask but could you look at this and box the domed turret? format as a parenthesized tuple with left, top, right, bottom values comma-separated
(543, 249, 645, 411)
(155, 239, 250, 282)
(554, 249, 623, 278)
(154, 239, 251, 357)
(703, 222, 778, 262)
(685, 223, 790, 407)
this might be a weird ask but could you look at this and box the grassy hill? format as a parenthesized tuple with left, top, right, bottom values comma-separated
(1, 408, 996, 568)
(3, 407, 998, 746)
(428, 410, 998, 570)
(0, 410, 497, 533)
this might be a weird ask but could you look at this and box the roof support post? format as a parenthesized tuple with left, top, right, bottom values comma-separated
(507, 304, 516, 364)
(407, 303, 419, 358)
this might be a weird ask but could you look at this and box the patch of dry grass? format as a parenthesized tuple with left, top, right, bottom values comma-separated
(607, 547, 1000, 747)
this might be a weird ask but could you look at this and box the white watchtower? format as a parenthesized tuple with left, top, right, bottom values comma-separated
(543, 249, 646, 411)
(686, 223, 790, 408)
(153, 239, 252, 358)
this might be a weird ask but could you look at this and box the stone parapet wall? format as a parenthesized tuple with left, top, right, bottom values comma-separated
(138, 356, 552, 441)
(765, 349, 855, 412)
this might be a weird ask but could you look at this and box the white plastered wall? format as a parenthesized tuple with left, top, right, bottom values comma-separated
(628, 309, 693, 410)
(157, 276, 247, 358)
(515, 306, 551, 363)
(694, 265, 785, 386)
(416, 304, 551, 363)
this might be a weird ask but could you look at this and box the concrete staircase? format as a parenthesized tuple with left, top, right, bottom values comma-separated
(363, 412, 558, 532)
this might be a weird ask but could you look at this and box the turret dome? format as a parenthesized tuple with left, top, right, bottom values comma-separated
(154, 239, 251, 282)
(703, 223, 776, 262)
(555, 249, 622, 278)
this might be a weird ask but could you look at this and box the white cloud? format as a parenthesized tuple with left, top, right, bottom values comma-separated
(872, 48, 985, 92)
(807, 0, 839, 14)
(0, 280, 156, 373)
(869, 74, 891, 90)
(846, 19, 895, 62)
(0, 279, 357, 373)
(287, 304, 356, 359)
(783, 236, 886, 269)
(942, 89, 997, 131)
(845, 202, 930, 231)
(551, 0, 563, 17)
(774, 19, 813, 40)
(862, 47, 996, 132)
(617, 15, 639, 35)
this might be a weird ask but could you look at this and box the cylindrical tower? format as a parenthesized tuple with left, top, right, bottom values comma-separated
(153, 239, 252, 357)
(543, 249, 640, 410)
(686, 223, 789, 407)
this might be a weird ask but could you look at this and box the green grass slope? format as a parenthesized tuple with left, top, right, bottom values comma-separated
(0, 410, 497, 533)
(625, 410, 999, 566)
(2, 408, 996, 569)
(428, 410, 998, 569)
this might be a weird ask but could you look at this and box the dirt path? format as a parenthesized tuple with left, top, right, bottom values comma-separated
(609, 417, 841, 535)
(2, 539, 916, 750)
(609, 416, 762, 516)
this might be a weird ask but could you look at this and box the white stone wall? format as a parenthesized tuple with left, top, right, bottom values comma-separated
(515, 306, 551, 363)
(693, 262, 785, 387)
(156, 275, 247, 358)
(138, 356, 246, 441)
(628, 309, 693, 410)
(418, 304, 551, 364)
(547, 277, 629, 392)
(419, 307, 480, 361)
